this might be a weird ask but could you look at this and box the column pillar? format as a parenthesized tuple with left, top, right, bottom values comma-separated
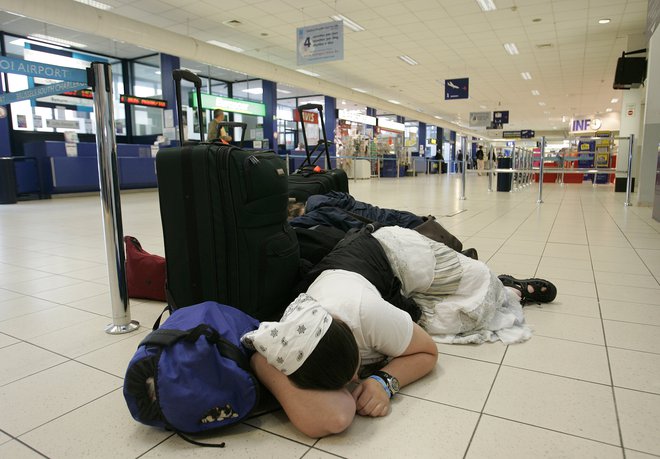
(324, 96, 336, 158)
(262, 80, 277, 150)
(638, 28, 660, 205)
(159, 54, 180, 137)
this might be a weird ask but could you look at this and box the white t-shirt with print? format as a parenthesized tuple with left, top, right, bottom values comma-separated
(306, 269, 414, 367)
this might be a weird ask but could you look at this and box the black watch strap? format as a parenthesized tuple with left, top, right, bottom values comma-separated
(373, 370, 400, 396)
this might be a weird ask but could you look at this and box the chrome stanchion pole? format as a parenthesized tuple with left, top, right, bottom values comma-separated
(89, 62, 139, 335)
(460, 136, 467, 200)
(624, 134, 634, 207)
(487, 146, 493, 192)
(285, 153, 290, 174)
(510, 146, 517, 192)
(537, 136, 546, 204)
(526, 149, 532, 187)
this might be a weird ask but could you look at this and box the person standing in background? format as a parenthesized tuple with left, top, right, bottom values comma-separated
(476, 145, 485, 175)
(456, 150, 463, 173)
(207, 108, 232, 143)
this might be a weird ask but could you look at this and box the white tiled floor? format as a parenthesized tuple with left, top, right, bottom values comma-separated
(1, 174, 659, 458)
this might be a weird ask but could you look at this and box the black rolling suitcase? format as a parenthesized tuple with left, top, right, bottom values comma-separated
(288, 103, 349, 203)
(156, 69, 299, 320)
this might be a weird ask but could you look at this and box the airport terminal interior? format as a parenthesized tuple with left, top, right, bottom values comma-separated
(1, 0, 660, 458)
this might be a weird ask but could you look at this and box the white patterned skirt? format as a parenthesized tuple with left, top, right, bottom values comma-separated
(373, 226, 531, 345)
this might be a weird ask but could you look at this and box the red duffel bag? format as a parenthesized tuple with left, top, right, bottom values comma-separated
(124, 236, 166, 301)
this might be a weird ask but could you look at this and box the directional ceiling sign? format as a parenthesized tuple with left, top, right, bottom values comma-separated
(0, 56, 89, 105)
(444, 78, 469, 100)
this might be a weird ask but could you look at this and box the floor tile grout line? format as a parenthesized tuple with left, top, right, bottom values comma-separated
(13, 386, 123, 440)
(461, 340, 512, 458)
(597, 193, 660, 281)
(580, 192, 627, 454)
(480, 413, 624, 450)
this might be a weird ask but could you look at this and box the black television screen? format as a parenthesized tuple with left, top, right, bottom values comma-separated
(613, 57, 647, 89)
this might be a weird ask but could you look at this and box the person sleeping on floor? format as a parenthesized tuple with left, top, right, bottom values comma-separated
(242, 225, 557, 438)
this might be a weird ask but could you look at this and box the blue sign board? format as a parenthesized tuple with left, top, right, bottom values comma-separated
(0, 56, 88, 83)
(0, 81, 88, 105)
(444, 78, 469, 100)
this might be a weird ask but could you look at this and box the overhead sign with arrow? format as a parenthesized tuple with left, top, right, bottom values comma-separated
(444, 78, 469, 100)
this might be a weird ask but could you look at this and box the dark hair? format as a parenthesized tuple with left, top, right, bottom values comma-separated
(213, 109, 224, 118)
(288, 319, 359, 391)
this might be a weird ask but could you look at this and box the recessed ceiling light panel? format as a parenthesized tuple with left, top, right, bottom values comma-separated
(330, 14, 365, 32)
(207, 40, 244, 53)
(398, 55, 418, 65)
(28, 34, 86, 48)
(476, 0, 497, 12)
(296, 69, 320, 77)
(503, 43, 519, 55)
(74, 0, 112, 9)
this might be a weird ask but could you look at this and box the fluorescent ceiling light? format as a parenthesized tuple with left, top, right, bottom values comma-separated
(398, 55, 418, 66)
(606, 108, 613, 112)
(531, 89, 540, 96)
(330, 14, 365, 32)
(538, 102, 546, 106)
(296, 69, 320, 77)
(610, 98, 618, 103)
(74, 0, 112, 10)
(351, 88, 367, 93)
(521, 72, 532, 80)
(207, 40, 244, 53)
(503, 43, 519, 55)
(598, 18, 611, 24)
(476, 0, 497, 12)
(242, 88, 263, 95)
(388, 100, 400, 104)
(434, 115, 443, 120)
(277, 88, 292, 94)
(28, 34, 87, 48)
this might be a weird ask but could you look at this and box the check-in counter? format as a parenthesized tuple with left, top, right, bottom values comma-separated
(24, 141, 157, 196)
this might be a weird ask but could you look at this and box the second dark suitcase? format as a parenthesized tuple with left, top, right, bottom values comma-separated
(288, 104, 349, 202)
(156, 70, 300, 320)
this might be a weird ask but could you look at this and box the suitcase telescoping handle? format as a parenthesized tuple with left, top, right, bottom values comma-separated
(297, 104, 331, 170)
(172, 69, 205, 144)
(217, 121, 247, 147)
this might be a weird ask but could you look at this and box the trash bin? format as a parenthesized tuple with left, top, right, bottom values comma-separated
(0, 158, 17, 204)
(496, 157, 512, 192)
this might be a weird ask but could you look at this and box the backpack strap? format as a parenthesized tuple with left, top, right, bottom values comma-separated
(140, 324, 252, 373)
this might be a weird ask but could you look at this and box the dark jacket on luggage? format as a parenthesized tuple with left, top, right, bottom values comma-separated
(290, 191, 424, 231)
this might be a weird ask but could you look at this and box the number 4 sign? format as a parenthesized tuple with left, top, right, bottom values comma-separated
(296, 21, 344, 66)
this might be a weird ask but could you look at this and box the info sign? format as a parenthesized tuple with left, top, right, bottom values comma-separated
(297, 21, 344, 66)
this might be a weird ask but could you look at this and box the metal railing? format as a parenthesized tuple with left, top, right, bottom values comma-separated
(285, 134, 636, 208)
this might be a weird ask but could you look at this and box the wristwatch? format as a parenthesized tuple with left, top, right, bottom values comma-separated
(372, 370, 400, 397)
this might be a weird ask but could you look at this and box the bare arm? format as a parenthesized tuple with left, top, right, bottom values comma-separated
(353, 323, 438, 417)
(250, 353, 356, 438)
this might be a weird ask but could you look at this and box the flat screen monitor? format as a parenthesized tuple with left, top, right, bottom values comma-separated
(613, 57, 647, 89)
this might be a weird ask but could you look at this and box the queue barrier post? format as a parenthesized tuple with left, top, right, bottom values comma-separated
(89, 62, 139, 335)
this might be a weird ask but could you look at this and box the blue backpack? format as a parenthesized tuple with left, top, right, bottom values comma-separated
(123, 302, 262, 447)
